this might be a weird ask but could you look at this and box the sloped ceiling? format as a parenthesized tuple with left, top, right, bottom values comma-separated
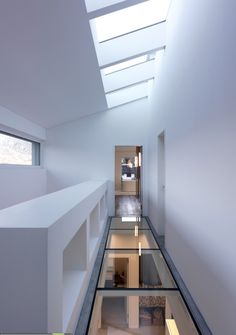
(0, 0, 107, 128)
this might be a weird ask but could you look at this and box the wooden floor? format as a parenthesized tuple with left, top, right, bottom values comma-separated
(115, 195, 142, 217)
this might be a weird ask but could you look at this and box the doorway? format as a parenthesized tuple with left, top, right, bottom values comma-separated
(115, 146, 142, 216)
(157, 132, 165, 236)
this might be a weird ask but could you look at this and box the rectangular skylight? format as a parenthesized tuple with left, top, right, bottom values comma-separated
(93, 0, 171, 42)
(106, 81, 149, 108)
(102, 58, 155, 93)
(103, 55, 148, 75)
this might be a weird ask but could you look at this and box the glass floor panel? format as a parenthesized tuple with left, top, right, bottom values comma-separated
(98, 249, 176, 289)
(84, 216, 202, 334)
(106, 229, 159, 249)
(89, 290, 199, 335)
(111, 216, 150, 229)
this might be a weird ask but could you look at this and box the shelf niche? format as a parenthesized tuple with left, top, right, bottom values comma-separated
(63, 221, 87, 329)
(89, 204, 99, 259)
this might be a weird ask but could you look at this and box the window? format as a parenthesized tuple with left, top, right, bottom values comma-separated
(0, 131, 40, 166)
(93, 0, 171, 42)
(106, 81, 149, 108)
(103, 55, 148, 75)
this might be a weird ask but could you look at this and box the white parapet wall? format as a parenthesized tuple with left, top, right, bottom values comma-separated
(0, 180, 108, 333)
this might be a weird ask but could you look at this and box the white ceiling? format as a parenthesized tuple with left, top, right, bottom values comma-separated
(0, 0, 107, 128)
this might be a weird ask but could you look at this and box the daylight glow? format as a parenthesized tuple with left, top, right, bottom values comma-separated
(166, 319, 180, 335)
(139, 242, 142, 256)
(106, 81, 148, 108)
(93, 0, 171, 42)
(0, 133, 32, 165)
(103, 55, 148, 75)
(148, 78, 155, 96)
(122, 217, 139, 222)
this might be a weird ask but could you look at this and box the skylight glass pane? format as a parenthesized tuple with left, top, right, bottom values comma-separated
(106, 81, 148, 108)
(103, 55, 147, 75)
(102, 58, 155, 93)
(94, 0, 171, 42)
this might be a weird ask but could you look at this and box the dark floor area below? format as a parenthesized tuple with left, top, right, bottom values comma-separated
(115, 195, 141, 216)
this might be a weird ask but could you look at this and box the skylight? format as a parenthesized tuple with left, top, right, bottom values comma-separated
(103, 55, 148, 75)
(106, 81, 149, 108)
(93, 0, 171, 42)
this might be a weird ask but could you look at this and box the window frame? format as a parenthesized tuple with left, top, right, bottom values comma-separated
(0, 130, 41, 166)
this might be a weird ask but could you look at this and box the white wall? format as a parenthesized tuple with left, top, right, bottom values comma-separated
(0, 106, 47, 209)
(0, 105, 46, 140)
(148, 1, 236, 335)
(0, 228, 48, 333)
(0, 166, 47, 210)
(45, 99, 150, 215)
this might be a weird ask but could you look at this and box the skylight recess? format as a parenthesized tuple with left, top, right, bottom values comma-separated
(93, 0, 171, 42)
(103, 55, 148, 75)
(106, 81, 149, 108)
(102, 59, 155, 93)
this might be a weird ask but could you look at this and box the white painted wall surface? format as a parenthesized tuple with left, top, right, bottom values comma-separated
(0, 105, 46, 140)
(45, 99, 150, 215)
(0, 166, 47, 210)
(148, 1, 236, 335)
(0, 105, 47, 209)
(0, 228, 48, 333)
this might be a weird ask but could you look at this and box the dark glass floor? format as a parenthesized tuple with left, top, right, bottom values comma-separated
(115, 196, 142, 216)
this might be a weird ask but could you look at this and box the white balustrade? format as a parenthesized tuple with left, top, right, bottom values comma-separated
(0, 180, 108, 333)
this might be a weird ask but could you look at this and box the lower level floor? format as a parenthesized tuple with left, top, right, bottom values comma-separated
(77, 216, 202, 335)
(115, 195, 142, 217)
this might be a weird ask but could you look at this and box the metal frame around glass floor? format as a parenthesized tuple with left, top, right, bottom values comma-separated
(85, 216, 202, 335)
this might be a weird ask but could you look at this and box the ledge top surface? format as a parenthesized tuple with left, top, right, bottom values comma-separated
(0, 180, 107, 229)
